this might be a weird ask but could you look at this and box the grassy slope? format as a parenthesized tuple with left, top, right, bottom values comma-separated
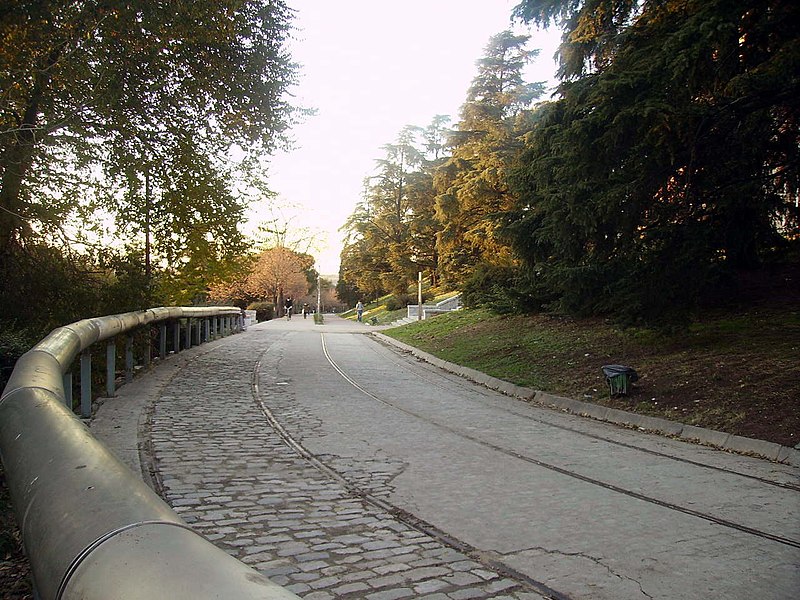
(341, 290, 459, 325)
(384, 306, 800, 447)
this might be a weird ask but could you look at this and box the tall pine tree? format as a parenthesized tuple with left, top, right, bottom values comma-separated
(435, 31, 544, 286)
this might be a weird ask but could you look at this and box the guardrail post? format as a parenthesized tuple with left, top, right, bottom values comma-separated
(106, 340, 116, 397)
(204, 317, 210, 343)
(184, 318, 192, 349)
(195, 318, 202, 346)
(173, 319, 180, 353)
(143, 327, 151, 368)
(63, 372, 73, 408)
(80, 348, 92, 418)
(160, 323, 167, 359)
(125, 334, 134, 384)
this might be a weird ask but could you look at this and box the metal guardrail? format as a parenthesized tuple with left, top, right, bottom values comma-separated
(0, 307, 300, 600)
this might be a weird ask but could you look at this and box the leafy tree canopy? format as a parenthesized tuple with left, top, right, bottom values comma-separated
(1, 0, 298, 255)
(208, 246, 315, 311)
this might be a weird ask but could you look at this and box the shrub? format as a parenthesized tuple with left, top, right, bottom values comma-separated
(462, 263, 547, 314)
(385, 292, 435, 311)
(0, 327, 36, 389)
(384, 295, 404, 311)
(247, 301, 274, 322)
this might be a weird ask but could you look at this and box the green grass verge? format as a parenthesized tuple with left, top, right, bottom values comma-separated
(341, 286, 459, 323)
(383, 307, 800, 447)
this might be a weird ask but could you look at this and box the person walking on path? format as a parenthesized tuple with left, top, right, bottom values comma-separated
(356, 300, 364, 322)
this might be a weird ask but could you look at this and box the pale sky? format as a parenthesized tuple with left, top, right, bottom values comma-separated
(246, 0, 562, 275)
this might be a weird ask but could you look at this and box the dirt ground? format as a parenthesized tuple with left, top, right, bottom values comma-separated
(0, 469, 31, 599)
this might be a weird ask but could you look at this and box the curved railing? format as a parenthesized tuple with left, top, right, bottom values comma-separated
(0, 307, 300, 600)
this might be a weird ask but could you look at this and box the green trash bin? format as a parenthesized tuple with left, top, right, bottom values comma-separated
(602, 365, 639, 396)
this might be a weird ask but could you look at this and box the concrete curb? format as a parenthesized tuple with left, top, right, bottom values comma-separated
(371, 332, 800, 467)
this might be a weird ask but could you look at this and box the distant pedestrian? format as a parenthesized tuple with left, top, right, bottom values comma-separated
(356, 301, 364, 322)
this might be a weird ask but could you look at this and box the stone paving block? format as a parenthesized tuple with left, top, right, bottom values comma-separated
(374, 563, 412, 575)
(365, 588, 414, 600)
(364, 539, 402, 551)
(603, 407, 642, 428)
(297, 551, 331, 562)
(635, 414, 684, 435)
(449, 589, 486, 600)
(331, 546, 363, 556)
(442, 571, 484, 587)
(777, 446, 800, 466)
(723, 434, 782, 461)
(320, 565, 349, 577)
(340, 569, 378, 582)
(413, 579, 450, 595)
(578, 402, 609, 420)
(680, 425, 731, 447)
(363, 549, 398, 561)
(486, 578, 523, 594)
(303, 592, 334, 600)
(297, 559, 330, 572)
(142, 331, 563, 600)
(332, 582, 370, 595)
(472, 568, 500, 581)
(368, 573, 408, 589)
(290, 572, 322, 583)
(286, 583, 312, 595)
(402, 555, 438, 568)
(309, 576, 340, 589)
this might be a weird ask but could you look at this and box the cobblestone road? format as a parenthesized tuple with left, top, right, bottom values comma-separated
(96, 315, 799, 600)
(146, 320, 549, 600)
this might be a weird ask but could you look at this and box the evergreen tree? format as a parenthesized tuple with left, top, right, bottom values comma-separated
(340, 127, 426, 295)
(434, 31, 545, 286)
(507, 0, 800, 324)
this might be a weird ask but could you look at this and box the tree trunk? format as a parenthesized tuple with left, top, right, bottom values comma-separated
(0, 123, 37, 255)
(0, 42, 63, 256)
